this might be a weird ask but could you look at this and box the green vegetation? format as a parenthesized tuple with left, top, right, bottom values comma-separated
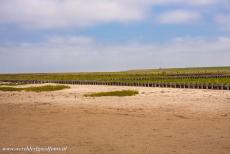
(0, 66, 230, 85)
(0, 85, 70, 92)
(0, 87, 23, 91)
(113, 78, 230, 84)
(24, 85, 70, 92)
(126, 66, 230, 74)
(84, 90, 139, 97)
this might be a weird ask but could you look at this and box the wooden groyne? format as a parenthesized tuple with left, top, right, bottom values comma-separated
(1, 80, 230, 91)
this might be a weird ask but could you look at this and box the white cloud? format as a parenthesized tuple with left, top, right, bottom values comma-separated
(0, 0, 145, 29)
(183, 0, 218, 6)
(214, 14, 230, 31)
(156, 10, 202, 24)
(0, 36, 229, 72)
(46, 36, 95, 45)
(0, 0, 218, 29)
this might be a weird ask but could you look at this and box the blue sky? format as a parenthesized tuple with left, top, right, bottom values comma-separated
(0, 0, 230, 73)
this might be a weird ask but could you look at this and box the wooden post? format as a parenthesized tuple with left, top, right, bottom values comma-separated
(216, 84, 219, 90)
(151, 83, 154, 87)
(169, 83, 172, 88)
(156, 83, 159, 87)
(221, 84, 224, 90)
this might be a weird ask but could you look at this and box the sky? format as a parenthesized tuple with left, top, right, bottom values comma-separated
(0, 0, 230, 73)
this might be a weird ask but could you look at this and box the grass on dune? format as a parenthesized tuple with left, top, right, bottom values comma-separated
(24, 85, 70, 92)
(0, 87, 23, 91)
(84, 90, 139, 97)
(0, 85, 70, 92)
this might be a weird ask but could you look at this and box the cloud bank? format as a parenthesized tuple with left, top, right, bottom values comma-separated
(0, 37, 229, 73)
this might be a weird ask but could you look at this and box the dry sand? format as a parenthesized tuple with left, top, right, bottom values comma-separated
(0, 84, 230, 154)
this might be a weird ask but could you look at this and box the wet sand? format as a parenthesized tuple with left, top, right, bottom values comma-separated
(0, 84, 230, 154)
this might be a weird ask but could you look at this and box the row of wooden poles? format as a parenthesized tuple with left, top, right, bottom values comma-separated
(1, 80, 230, 90)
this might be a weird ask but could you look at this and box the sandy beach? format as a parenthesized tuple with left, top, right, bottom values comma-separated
(0, 84, 230, 154)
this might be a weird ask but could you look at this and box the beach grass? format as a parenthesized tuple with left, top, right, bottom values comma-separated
(84, 90, 138, 97)
(0, 87, 23, 91)
(0, 85, 70, 92)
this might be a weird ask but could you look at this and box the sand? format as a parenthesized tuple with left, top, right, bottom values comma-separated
(0, 84, 230, 154)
